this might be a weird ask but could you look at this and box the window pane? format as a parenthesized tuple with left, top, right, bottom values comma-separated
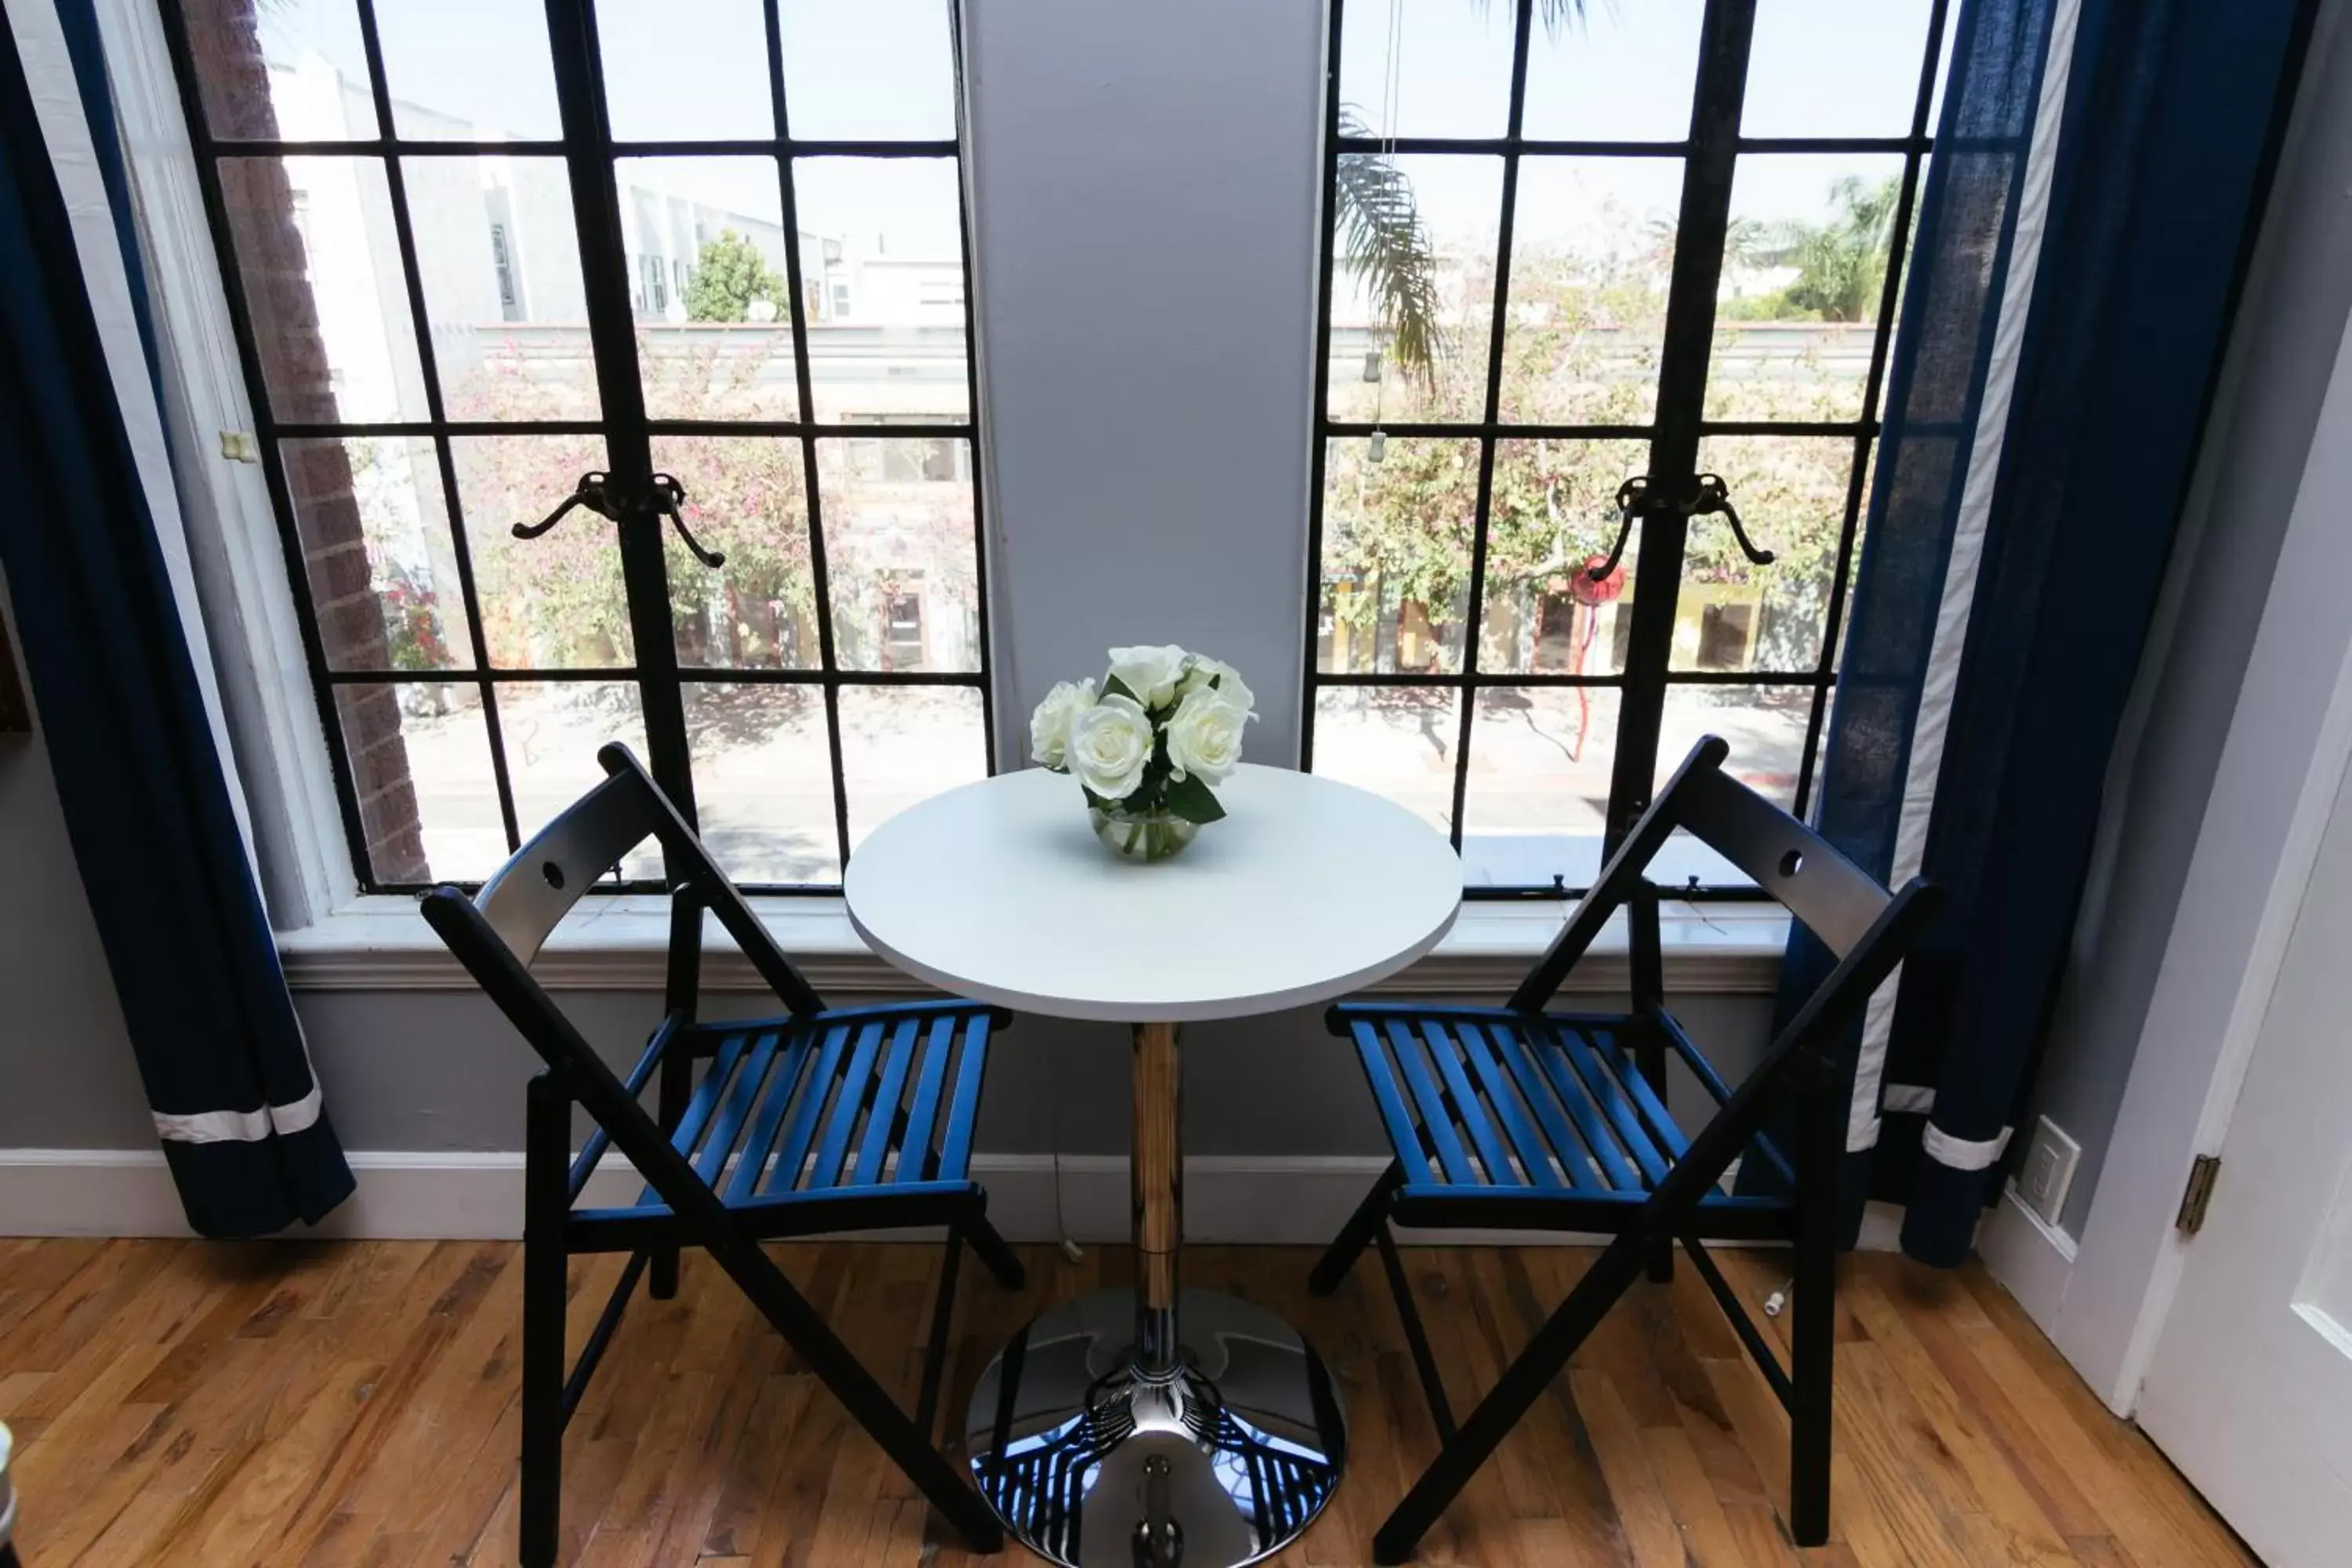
(816, 437, 978, 673)
(284, 437, 476, 673)
(779, 0, 956, 141)
(838, 684, 987, 851)
(501, 682, 664, 880)
(1316, 437, 1479, 677)
(220, 157, 431, 423)
(1311, 686, 1461, 840)
(1706, 154, 1907, 423)
(332, 683, 502, 882)
(1679, 436, 1856, 672)
(1337, 0, 1513, 140)
(796, 158, 969, 423)
(1655, 683, 1813, 885)
(1479, 438, 1650, 676)
(200, 0, 376, 141)
(652, 437, 817, 668)
(1742, 0, 1938, 140)
(1327, 154, 1501, 426)
(1462, 685, 1621, 892)
(598, 0, 774, 141)
(684, 684, 840, 884)
(448, 434, 630, 668)
(1497, 158, 1680, 426)
(615, 157, 800, 419)
(376, 0, 562, 140)
(405, 157, 598, 421)
(1521, 0, 1704, 143)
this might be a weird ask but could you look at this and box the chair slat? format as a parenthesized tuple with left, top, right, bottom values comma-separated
(1595, 1033, 1690, 1160)
(1553, 1024, 1671, 1187)
(1526, 1020, 1643, 1190)
(765, 1023, 851, 1194)
(1352, 1021, 1435, 1189)
(1421, 1022, 1519, 1186)
(935, 1014, 990, 1182)
(854, 1019, 924, 1187)
(810, 1022, 887, 1190)
(1483, 1022, 1600, 1192)
(1385, 1021, 1475, 1186)
(695, 1030, 781, 1186)
(671, 1031, 752, 1162)
(895, 1015, 960, 1185)
(1454, 1022, 1564, 1191)
(727, 1030, 813, 1203)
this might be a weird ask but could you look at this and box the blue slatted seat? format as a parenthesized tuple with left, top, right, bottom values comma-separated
(422, 745, 1020, 1564)
(1308, 739, 1940, 1564)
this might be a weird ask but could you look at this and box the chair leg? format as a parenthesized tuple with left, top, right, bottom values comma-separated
(1372, 1228, 1650, 1566)
(1788, 1084, 1841, 1546)
(965, 1210, 1026, 1290)
(1376, 1219, 1455, 1442)
(520, 1073, 570, 1568)
(649, 1047, 693, 1300)
(1309, 1160, 1403, 1297)
(916, 1226, 966, 1440)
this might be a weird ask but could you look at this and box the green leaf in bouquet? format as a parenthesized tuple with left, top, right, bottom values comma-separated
(1101, 673, 1140, 706)
(1163, 771, 1227, 824)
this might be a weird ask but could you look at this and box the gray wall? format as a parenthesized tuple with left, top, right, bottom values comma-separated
(2027, 5, 2352, 1235)
(0, 579, 153, 1148)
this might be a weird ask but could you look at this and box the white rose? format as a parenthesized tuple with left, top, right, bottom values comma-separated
(1178, 655, 1254, 717)
(1029, 679, 1096, 771)
(1105, 644, 1188, 710)
(1163, 687, 1251, 786)
(1066, 693, 1156, 801)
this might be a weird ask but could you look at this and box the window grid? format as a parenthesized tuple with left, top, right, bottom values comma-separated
(157, 0, 991, 895)
(1299, 0, 1948, 899)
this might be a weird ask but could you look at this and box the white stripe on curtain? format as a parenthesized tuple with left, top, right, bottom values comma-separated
(1922, 1121, 2014, 1171)
(1849, 0, 2085, 1155)
(152, 1083, 325, 1144)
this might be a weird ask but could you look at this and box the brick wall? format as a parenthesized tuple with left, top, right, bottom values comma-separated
(187, 0, 428, 881)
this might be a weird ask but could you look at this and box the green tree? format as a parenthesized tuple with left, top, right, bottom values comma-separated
(684, 230, 785, 323)
(1770, 174, 1901, 322)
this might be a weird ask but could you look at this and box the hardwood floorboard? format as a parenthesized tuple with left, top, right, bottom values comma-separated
(0, 1240, 2251, 1567)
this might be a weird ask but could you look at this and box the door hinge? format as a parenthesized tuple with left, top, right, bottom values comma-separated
(2175, 1154, 2221, 1237)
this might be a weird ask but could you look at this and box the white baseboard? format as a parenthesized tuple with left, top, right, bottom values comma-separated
(1974, 1181, 2079, 1334)
(0, 1148, 1915, 1250)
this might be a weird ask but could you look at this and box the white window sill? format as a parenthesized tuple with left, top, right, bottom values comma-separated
(276, 894, 1790, 996)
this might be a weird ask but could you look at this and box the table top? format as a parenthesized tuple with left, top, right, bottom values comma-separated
(844, 764, 1462, 1022)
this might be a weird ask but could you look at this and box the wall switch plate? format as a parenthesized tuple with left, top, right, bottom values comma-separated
(2016, 1115, 2082, 1227)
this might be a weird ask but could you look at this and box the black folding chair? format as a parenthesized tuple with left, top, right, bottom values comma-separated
(1310, 736, 1940, 1563)
(421, 743, 1022, 1565)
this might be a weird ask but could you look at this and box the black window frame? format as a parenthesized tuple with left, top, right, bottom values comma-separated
(1300, 0, 1949, 900)
(158, 0, 993, 897)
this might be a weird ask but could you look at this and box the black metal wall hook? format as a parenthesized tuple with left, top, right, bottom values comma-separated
(515, 470, 620, 539)
(1691, 472, 1775, 567)
(1588, 472, 1774, 582)
(512, 471, 725, 570)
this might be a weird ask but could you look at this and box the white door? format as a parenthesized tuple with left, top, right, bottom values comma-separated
(2138, 743, 2352, 1566)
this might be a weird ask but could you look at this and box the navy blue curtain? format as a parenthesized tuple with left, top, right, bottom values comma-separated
(0, 5, 353, 1236)
(1779, 0, 2314, 1264)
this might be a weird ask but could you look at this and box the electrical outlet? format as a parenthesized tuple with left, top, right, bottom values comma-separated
(2016, 1115, 2082, 1227)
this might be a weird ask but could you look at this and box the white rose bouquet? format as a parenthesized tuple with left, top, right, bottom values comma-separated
(1029, 645, 1257, 860)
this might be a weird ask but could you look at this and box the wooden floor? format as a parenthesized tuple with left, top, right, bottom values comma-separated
(0, 1237, 2251, 1567)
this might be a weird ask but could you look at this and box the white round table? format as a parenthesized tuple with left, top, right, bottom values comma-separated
(846, 763, 1461, 1568)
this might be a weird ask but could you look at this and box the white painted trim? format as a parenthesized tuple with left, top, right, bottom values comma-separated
(275, 893, 1791, 995)
(0, 1148, 1918, 1249)
(1977, 1181, 2079, 1336)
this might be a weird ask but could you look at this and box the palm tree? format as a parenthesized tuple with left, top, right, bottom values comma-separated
(1772, 174, 1901, 321)
(1337, 0, 1587, 390)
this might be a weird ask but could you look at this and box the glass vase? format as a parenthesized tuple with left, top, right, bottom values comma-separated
(1088, 804, 1200, 863)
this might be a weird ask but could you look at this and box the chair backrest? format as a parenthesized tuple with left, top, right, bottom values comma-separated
(423, 744, 825, 1087)
(1510, 736, 1915, 1011)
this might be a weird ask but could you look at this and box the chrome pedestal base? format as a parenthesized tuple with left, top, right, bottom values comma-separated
(963, 1287, 1347, 1567)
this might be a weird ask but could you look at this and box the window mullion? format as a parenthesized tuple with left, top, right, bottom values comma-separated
(1599, 0, 1761, 858)
(541, 0, 698, 826)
